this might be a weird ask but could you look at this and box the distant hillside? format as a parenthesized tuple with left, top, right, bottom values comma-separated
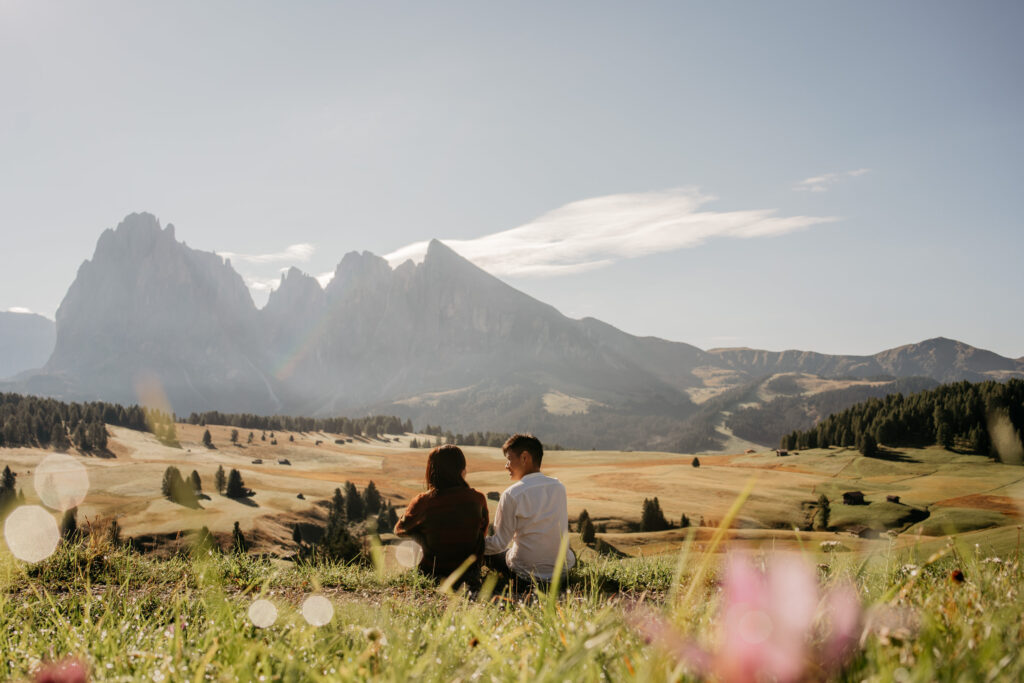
(709, 337, 1024, 383)
(0, 312, 55, 380)
(783, 379, 1024, 464)
(724, 376, 940, 446)
(5, 212, 1024, 453)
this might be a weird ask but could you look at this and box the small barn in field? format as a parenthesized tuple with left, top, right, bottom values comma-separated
(842, 491, 867, 505)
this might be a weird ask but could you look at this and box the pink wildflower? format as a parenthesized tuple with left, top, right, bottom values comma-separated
(33, 657, 89, 683)
(632, 553, 861, 683)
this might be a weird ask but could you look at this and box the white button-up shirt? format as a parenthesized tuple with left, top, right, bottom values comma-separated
(484, 472, 576, 580)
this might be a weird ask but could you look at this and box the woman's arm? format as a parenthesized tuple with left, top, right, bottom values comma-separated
(393, 494, 426, 536)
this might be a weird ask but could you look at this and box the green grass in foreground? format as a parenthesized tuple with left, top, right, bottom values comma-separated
(1, 530, 1023, 682)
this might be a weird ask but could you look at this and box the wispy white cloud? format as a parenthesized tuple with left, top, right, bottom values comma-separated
(244, 276, 284, 294)
(220, 243, 315, 265)
(385, 188, 836, 278)
(6, 306, 34, 314)
(315, 271, 335, 288)
(794, 168, 870, 193)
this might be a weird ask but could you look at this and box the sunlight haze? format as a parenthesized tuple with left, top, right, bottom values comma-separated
(2, 1, 1021, 357)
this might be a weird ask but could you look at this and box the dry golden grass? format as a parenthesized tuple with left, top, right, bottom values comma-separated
(3, 427, 1021, 558)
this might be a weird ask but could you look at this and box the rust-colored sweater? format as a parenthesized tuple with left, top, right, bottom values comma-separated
(394, 486, 489, 575)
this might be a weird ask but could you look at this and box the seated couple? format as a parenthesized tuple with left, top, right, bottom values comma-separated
(393, 434, 575, 587)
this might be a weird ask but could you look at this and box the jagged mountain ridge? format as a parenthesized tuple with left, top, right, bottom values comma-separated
(5, 212, 1024, 451)
(35, 213, 281, 412)
(708, 338, 1024, 383)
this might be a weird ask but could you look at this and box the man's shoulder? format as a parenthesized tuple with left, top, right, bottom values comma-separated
(517, 472, 565, 493)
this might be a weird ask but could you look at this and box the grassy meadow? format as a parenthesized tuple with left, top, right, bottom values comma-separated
(2, 424, 1023, 680)
(2, 522, 1023, 681)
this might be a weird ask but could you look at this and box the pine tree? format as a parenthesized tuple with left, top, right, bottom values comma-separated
(230, 429, 239, 444)
(60, 507, 78, 541)
(680, 513, 690, 528)
(161, 466, 178, 499)
(344, 481, 364, 521)
(248, 431, 254, 444)
(89, 422, 108, 451)
(190, 470, 202, 493)
(215, 465, 226, 495)
(202, 429, 214, 449)
(226, 469, 247, 498)
(580, 517, 596, 544)
(1, 465, 15, 494)
(51, 423, 70, 452)
(322, 487, 359, 561)
(375, 507, 390, 533)
(691, 457, 700, 468)
(813, 494, 831, 531)
(108, 518, 122, 545)
(73, 422, 91, 452)
(362, 481, 382, 515)
(859, 433, 878, 458)
(577, 509, 591, 533)
(386, 502, 399, 529)
(232, 521, 248, 554)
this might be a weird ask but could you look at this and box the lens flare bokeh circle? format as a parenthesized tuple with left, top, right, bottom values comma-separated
(395, 540, 424, 568)
(248, 599, 278, 628)
(34, 454, 90, 512)
(4, 505, 60, 563)
(301, 594, 334, 626)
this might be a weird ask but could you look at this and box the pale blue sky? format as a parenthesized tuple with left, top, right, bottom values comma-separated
(2, 1, 1021, 357)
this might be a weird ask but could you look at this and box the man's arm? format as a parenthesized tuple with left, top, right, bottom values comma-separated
(483, 490, 515, 555)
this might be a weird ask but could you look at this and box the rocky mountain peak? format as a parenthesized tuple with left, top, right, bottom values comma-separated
(325, 251, 393, 299)
(264, 267, 325, 315)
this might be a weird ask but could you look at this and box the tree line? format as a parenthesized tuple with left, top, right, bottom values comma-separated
(185, 412, 412, 438)
(0, 392, 155, 452)
(781, 379, 1024, 457)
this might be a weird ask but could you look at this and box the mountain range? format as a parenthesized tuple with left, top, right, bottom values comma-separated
(4, 213, 1023, 452)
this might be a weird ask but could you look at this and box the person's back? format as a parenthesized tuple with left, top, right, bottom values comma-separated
(484, 434, 575, 582)
(394, 445, 488, 579)
(398, 486, 487, 575)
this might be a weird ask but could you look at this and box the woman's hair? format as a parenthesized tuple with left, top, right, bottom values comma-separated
(425, 444, 468, 491)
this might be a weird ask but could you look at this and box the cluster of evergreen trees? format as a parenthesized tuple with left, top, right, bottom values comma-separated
(161, 465, 252, 507)
(0, 392, 185, 452)
(640, 497, 671, 532)
(297, 480, 399, 562)
(781, 379, 1024, 457)
(161, 466, 201, 507)
(0, 393, 142, 452)
(185, 411, 412, 438)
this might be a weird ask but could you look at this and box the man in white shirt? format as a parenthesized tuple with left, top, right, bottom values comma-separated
(483, 434, 575, 583)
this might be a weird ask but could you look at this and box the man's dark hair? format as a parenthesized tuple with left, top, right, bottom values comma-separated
(503, 433, 543, 468)
(425, 444, 468, 491)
